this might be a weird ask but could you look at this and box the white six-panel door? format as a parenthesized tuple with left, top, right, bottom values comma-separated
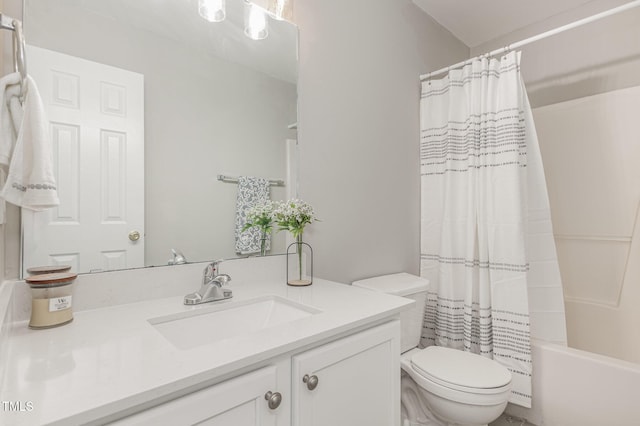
(22, 45, 144, 275)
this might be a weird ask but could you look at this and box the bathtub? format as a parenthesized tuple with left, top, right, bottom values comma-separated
(505, 339, 640, 425)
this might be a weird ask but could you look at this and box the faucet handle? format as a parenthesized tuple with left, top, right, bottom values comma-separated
(202, 264, 215, 284)
(202, 259, 226, 284)
(213, 274, 231, 286)
(169, 249, 187, 265)
(211, 258, 224, 270)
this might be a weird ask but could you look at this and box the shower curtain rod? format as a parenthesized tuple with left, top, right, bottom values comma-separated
(420, 0, 640, 81)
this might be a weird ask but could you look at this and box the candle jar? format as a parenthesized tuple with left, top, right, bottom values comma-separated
(26, 272, 77, 329)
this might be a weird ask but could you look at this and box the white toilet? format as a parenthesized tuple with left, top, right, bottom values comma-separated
(353, 273, 512, 426)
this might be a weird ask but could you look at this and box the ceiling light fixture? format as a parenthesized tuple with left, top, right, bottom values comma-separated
(244, 2, 269, 40)
(199, 0, 226, 23)
(271, 0, 288, 21)
(250, 0, 293, 21)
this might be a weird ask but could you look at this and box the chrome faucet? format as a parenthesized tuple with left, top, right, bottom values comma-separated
(168, 249, 187, 265)
(184, 260, 233, 305)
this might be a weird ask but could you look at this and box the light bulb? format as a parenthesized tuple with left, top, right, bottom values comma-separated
(244, 2, 269, 40)
(199, 0, 226, 23)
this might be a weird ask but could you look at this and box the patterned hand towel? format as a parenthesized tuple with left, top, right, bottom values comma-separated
(234, 176, 271, 255)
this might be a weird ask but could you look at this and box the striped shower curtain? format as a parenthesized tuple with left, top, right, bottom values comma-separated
(419, 51, 540, 408)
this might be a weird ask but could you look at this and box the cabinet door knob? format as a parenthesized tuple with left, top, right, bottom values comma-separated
(302, 374, 319, 391)
(265, 391, 282, 410)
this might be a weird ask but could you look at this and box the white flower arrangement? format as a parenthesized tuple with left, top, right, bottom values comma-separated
(272, 199, 317, 240)
(243, 200, 276, 235)
(241, 199, 317, 261)
(242, 201, 276, 256)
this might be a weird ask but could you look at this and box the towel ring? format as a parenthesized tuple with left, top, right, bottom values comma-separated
(12, 19, 27, 102)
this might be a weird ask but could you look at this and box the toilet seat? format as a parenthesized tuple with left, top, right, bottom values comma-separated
(412, 346, 511, 393)
(401, 347, 512, 406)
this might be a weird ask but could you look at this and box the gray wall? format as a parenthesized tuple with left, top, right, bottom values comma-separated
(294, 0, 468, 284)
(0, 0, 468, 280)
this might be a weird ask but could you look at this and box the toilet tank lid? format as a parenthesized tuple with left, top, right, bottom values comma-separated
(352, 273, 429, 296)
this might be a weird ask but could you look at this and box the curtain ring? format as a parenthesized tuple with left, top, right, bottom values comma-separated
(502, 45, 511, 60)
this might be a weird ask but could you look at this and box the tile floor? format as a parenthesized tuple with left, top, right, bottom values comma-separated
(490, 414, 536, 426)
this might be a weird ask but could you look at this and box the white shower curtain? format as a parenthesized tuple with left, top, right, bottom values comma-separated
(419, 51, 538, 408)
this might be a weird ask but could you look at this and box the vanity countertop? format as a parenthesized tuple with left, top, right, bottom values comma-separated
(0, 275, 412, 425)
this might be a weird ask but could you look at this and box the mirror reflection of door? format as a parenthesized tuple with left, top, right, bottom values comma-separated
(22, 45, 145, 275)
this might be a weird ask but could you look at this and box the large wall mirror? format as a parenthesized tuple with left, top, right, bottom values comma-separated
(21, 0, 298, 276)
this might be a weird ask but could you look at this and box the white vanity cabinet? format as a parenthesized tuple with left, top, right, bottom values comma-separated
(111, 365, 286, 426)
(110, 321, 399, 426)
(291, 321, 400, 426)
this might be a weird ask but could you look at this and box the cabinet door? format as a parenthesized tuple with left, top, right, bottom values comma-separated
(112, 366, 283, 426)
(292, 321, 400, 426)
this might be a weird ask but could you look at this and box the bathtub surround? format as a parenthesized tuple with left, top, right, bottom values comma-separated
(419, 51, 565, 408)
(534, 85, 640, 364)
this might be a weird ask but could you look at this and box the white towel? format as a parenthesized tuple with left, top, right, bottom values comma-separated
(0, 73, 21, 167)
(0, 73, 59, 211)
(234, 176, 270, 255)
(0, 73, 23, 223)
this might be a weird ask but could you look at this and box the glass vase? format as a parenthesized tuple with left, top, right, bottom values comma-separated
(260, 230, 268, 257)
(286, 235, 313, 286)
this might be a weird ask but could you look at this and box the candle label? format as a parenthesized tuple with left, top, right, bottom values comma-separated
(49, 296, 72, 312)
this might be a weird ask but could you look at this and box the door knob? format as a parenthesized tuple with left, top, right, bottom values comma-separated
(303, 374, 319, 391)
(128, 230, 141, 242)
(265, 391, 282, 410)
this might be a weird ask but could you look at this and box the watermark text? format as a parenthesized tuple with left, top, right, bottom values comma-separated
(1, 401, 34, 412)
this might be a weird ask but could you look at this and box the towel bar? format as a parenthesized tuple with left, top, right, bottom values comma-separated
(0, 13, 27, 102)
(217, 174, 285, 187)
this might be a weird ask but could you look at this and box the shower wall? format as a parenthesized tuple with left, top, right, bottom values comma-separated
(532, 85, 640, 363)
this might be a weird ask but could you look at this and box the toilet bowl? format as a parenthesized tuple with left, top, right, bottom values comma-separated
(352, 273, 512, 426)
(401, 347, 511, 425)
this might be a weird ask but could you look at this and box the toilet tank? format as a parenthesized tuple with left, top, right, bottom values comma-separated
(352, 273, 429, 353)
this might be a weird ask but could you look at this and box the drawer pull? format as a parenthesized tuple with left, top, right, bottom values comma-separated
(265, 391, 282, 410)
(303, 374, 319, 391)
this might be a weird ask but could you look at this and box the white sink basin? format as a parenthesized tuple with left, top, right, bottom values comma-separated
(149, 295, 321, 350)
